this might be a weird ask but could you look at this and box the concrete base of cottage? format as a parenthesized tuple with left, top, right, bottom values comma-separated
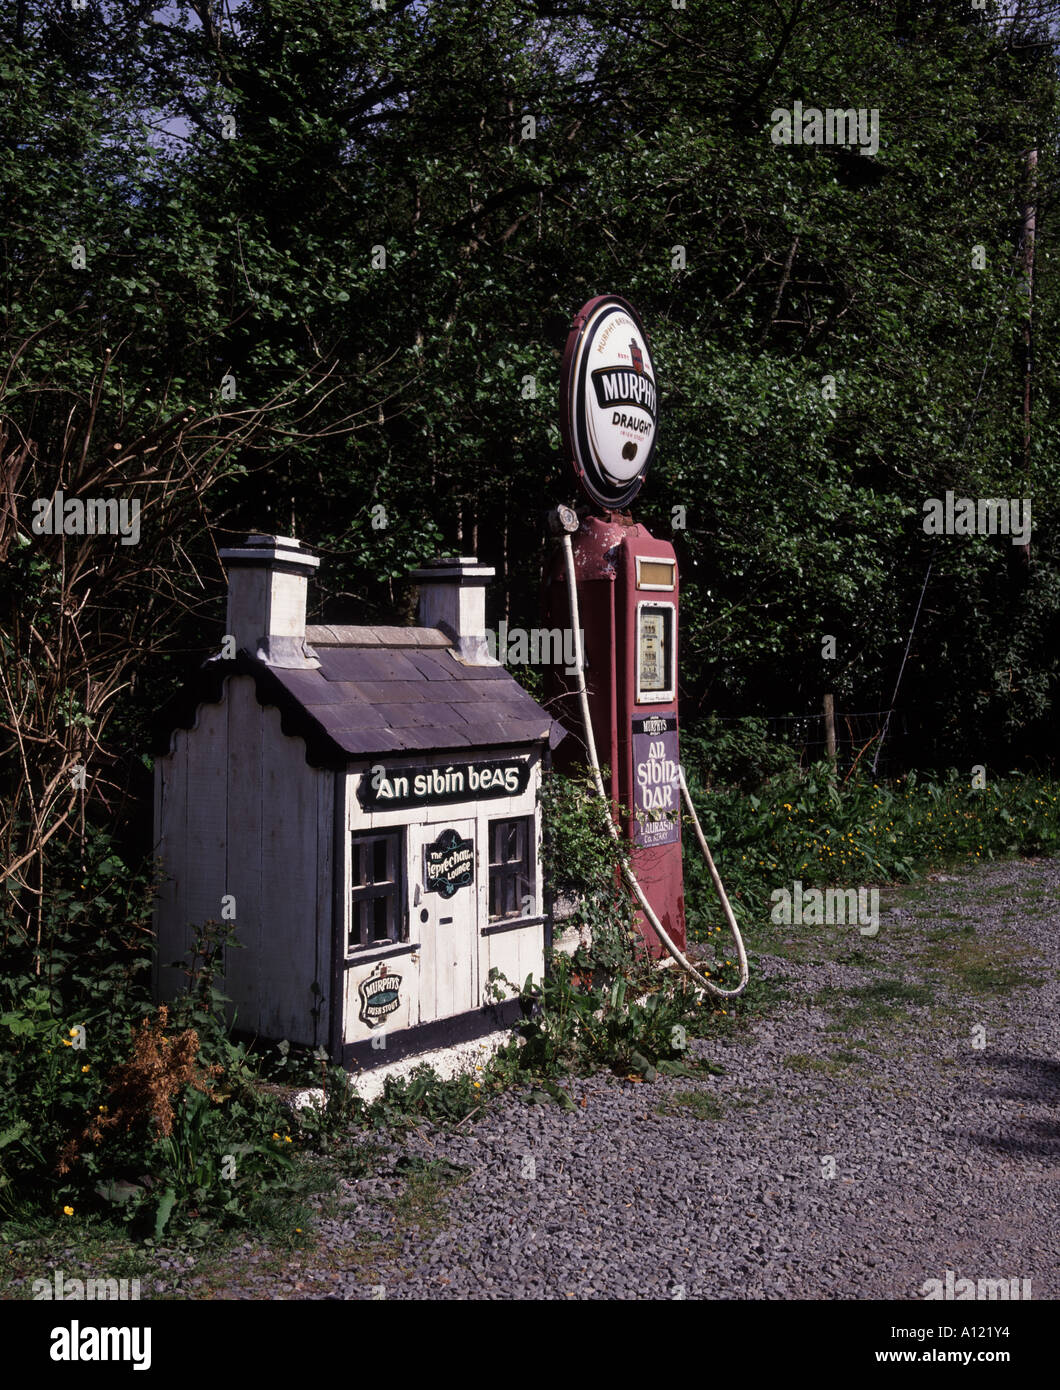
(292, 1023, 520, 1106)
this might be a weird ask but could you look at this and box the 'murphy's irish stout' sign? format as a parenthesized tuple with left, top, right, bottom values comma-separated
(560, 295, 659, 511)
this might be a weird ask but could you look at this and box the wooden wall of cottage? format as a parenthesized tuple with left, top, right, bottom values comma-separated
(153, 675, 333, 1048)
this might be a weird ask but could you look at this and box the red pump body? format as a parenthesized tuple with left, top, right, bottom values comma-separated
(545, 513, 685, 958)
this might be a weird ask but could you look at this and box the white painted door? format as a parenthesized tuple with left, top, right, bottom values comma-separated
(408, 820, 479, 1024)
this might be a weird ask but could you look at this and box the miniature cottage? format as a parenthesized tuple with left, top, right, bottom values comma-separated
(152, 536, 565, 1067)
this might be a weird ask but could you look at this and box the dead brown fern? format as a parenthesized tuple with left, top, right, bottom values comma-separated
(56, 1004, 223, 1174)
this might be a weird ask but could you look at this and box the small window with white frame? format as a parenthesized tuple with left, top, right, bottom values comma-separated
(349, 830, 405, 952)
(488, 817, 534, 921)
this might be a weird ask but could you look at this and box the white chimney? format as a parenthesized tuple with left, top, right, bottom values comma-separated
(217, 534, 320, 669)
(409, 555, 497, 665)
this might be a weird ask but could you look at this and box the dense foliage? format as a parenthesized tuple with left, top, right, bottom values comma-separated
(682, 762, 1060, 933)
(4, 5, 1060, 904)
(3, 1, 1060, 1239)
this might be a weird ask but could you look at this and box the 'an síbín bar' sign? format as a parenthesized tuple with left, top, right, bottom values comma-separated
(632, 714, 680, 847)
(357, 758, 531, 812)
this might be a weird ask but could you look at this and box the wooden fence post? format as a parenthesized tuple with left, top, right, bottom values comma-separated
(823, 693, 837, 765)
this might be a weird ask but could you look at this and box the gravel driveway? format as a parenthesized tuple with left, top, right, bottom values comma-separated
(162, 857, 1060, 1300)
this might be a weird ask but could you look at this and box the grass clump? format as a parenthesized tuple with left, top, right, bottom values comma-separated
(655, 1090, 725, 1121)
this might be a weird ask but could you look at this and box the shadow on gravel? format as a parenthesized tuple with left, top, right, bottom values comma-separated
(959, 1053, 1060, 1159)
(968, 1120, 1060, 1160)
(985, 1053, 1060, 1102)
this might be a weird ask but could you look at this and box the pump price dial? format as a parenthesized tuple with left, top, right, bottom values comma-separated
(639, 611, 667, 691)
(635, 601, 675, 703)
(560, 295, 659, 512)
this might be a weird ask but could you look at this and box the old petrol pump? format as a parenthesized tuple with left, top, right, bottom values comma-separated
(545, 295, 748, 995)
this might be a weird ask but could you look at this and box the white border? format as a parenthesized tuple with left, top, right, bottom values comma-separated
(635, 599, 676, 704)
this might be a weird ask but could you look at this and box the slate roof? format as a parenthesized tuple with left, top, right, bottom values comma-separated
(154, 625, 566, 766)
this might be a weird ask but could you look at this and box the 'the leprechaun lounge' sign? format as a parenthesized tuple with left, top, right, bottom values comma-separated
(357, 758, 530, 812)
(424, 828, 474, 898)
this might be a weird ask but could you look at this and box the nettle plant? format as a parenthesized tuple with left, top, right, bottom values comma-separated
(478, 767, 725, 1087)
(540, 765, 640, 977)
(487, 953, 718, 1089)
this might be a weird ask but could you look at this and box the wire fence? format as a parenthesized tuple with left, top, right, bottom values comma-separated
(711, 708, 908, 778)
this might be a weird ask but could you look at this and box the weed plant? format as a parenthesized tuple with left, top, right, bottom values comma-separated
(681, 760, 1060, 934)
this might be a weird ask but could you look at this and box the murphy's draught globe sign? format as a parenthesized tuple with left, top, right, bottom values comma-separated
(560, 294, 658, 511)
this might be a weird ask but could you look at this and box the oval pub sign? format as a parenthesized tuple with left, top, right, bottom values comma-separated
(560, 295, 659, 512)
